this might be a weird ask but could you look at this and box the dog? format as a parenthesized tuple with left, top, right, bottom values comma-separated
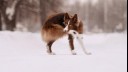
(41, 13, 84, 55)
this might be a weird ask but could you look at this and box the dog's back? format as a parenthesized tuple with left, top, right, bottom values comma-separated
(41, 13, 67, 43)
(44, 13, 66, 28)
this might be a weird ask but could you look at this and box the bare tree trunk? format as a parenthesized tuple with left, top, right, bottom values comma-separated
(85, 1, 90, 32)
(4, 13, 16, 31)
(40, 0, 62, 25)
(104, 0, 108, 32)
(40, 0, 47, 25)
(0, 12, 2, 30)
(0, 0, 4, 31)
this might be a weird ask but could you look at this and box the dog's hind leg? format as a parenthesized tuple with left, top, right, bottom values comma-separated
(47, 41, 55, 55)
(68, 34, 77, 55)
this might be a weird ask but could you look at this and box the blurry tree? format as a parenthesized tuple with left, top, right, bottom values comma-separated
(88, 0, 104, 32)
(40, 0, 63, 25)
(40, 0, 47, 25)
(0, 0, 22, 31)
(0, 0, 4, 30)
(16, 0, 40, 32)
(70, 0, 104, 33)
(0, 13, 1, 30)
(106, 0, 127, 32)
(85, 0, 127, 33)
(0, 0, 40, 32)
(1, 0, 126, 32)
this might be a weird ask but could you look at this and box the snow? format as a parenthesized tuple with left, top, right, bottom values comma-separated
(0, 31, 127, 72)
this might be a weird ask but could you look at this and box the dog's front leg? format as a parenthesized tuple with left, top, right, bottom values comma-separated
(68, 34, 77, 55)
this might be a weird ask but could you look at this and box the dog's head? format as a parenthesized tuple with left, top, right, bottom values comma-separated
(63, 13, 81, 33)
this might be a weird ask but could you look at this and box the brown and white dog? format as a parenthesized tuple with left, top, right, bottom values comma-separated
(41, 13, 91, 55)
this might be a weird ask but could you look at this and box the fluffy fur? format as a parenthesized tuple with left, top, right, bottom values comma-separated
(41, 13, 83, 55)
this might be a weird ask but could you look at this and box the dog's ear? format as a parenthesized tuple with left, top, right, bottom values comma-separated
(64, 13, 70, 20)
(72, 14, 78, 23)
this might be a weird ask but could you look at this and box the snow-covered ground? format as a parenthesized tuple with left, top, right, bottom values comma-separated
(0, 31, 127, 72)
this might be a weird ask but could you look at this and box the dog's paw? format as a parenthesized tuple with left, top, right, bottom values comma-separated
(71, 50, 77, 55)
(72, 53, 77, 55)
(85, 52, 92, 55)
(47, 50, 56, 55)
(48, 52, 56, 55)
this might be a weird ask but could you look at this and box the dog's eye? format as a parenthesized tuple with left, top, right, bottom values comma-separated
(73, 32, 76, 34)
